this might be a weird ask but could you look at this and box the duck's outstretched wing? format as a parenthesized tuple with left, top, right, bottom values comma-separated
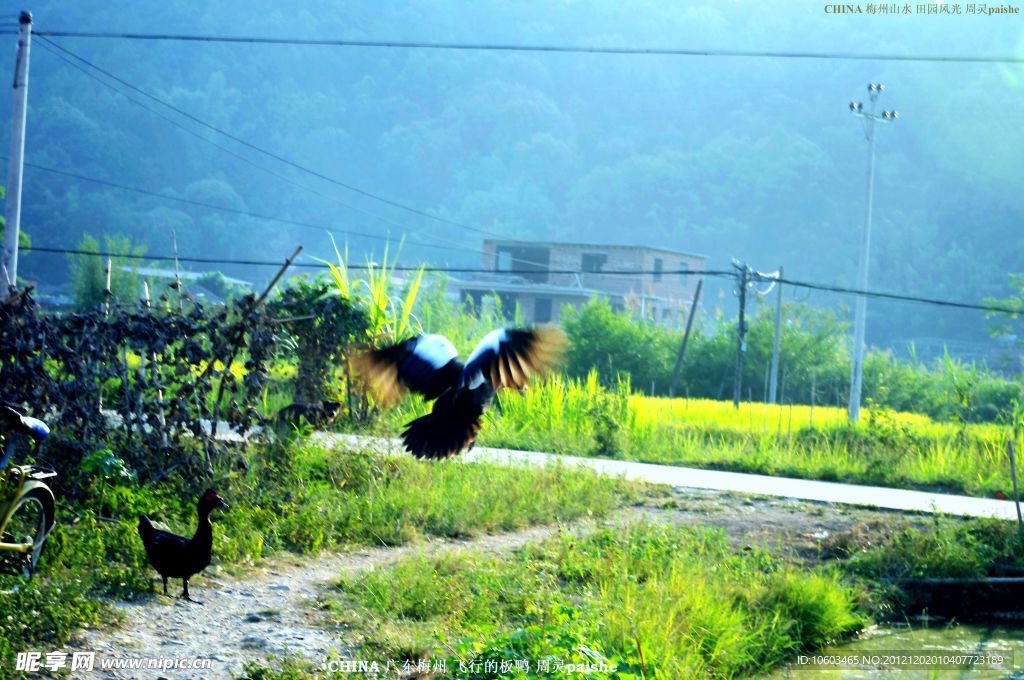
(352, 334, 463, 407)
(464, 327, 566, 391)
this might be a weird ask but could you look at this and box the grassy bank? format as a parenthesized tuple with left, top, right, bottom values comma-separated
(325, 521, 865, 678)
(0, 438, 639, 667)
(374, 373, 1016, 497)
(315, 514, 1024, 680)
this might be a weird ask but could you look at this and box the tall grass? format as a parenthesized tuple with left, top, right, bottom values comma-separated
(373, 372, 1016, 497)
(330, 522, 865, 678)
(321, 235, 424, 343)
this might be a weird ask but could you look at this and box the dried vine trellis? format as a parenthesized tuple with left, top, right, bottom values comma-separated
(0, 287, 278, 488)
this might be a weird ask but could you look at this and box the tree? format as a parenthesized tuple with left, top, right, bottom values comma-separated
(985, 273, 1024, 339)
(562, 298, 679, 394)
(0, 185, 31, 253)
(68, 234, 147, 310)
(269, 276, 368, 403)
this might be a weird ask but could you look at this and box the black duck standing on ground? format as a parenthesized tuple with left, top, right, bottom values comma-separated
(138, 489, 228, 604)
(353, 327, 565, 459)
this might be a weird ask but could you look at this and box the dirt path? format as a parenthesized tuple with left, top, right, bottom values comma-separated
(68, 492, 909, 679)
(69, 522, 573, 680)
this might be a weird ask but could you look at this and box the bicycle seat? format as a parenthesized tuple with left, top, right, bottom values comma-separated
(1, 403, 50, 442)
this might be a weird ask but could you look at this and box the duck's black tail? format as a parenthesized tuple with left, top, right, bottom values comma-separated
(401, 392, 485, 460)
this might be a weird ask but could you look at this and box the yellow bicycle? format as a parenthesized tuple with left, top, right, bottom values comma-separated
(0, 403, 56, 580)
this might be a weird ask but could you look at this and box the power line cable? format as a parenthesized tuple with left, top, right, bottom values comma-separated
(24, 245, 734, 278)
(9, 155, 487, 258)
(37, 36, 501, 239)
(775, 275, 1022, 316)
(33, 38, 506, 263)
(33, 37, 695, 273)
(33, 39, 429, 236)
(20, 244, 1024, 316)
(30, 30, 1024, 64)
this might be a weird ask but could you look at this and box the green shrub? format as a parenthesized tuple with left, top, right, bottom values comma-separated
(563, 298, 679, 395)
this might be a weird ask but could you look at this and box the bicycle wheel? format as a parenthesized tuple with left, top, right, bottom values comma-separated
(1, 487, 55, 578)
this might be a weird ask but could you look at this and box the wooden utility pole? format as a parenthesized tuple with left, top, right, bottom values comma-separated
(2, 11, 32, 297)
(732, 261, 750, 409)
(669, 278, 703, 398)
(768, 266, 784, 404)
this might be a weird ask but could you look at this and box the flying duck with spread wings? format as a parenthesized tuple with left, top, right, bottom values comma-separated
(352, 327, 565, 459)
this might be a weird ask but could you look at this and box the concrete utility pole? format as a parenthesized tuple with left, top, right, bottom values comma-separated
(847, 84, 898, 422)
(732, 260, 751, 409)
(769, 266, 784, 404)
(2, 10, 32, 297)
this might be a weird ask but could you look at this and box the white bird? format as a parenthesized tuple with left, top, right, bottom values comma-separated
(352, 327, 565, 459)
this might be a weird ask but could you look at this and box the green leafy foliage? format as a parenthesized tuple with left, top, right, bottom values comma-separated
(268, 276, 368, 403)
(984, 272, 1024, 341)
(562, 298, 679, 395)
(375, 371, 1018, 497)
(561, 299, 1020, 423)
(321, 238, 424, 344)
(67, 233, 148, 310)
(236, 656, 322, 679)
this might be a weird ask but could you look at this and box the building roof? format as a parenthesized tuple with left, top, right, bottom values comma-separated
(483, 238, 709, 261)
(450, 276, 692, 305)
(121, 266, 253, 288)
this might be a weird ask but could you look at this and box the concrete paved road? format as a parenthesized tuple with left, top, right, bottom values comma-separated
(320, 433, 1023, 521)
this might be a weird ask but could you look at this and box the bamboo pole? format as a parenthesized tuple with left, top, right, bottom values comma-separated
(140, 282, 168, 446)
(205, 246, 303, 461)
(1008, 428, 1023, 539)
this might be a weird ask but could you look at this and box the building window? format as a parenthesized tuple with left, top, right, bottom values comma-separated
(653, 258, 663, 282)
(582, 253, 607, 273)
(534, 297, 552, 323)
(493, 245, 550, 282)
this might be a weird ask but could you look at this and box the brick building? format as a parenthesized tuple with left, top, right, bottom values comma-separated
(452, 240, 707, 326)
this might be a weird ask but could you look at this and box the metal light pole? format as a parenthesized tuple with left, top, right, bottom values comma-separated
(847, 83, 898, 422)
(2, 10, 32, 297)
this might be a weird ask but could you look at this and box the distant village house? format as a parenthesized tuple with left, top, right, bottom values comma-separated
(451, 239, 706, 326)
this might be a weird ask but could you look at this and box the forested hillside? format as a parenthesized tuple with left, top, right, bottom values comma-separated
(2, 0, 1022, 347)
